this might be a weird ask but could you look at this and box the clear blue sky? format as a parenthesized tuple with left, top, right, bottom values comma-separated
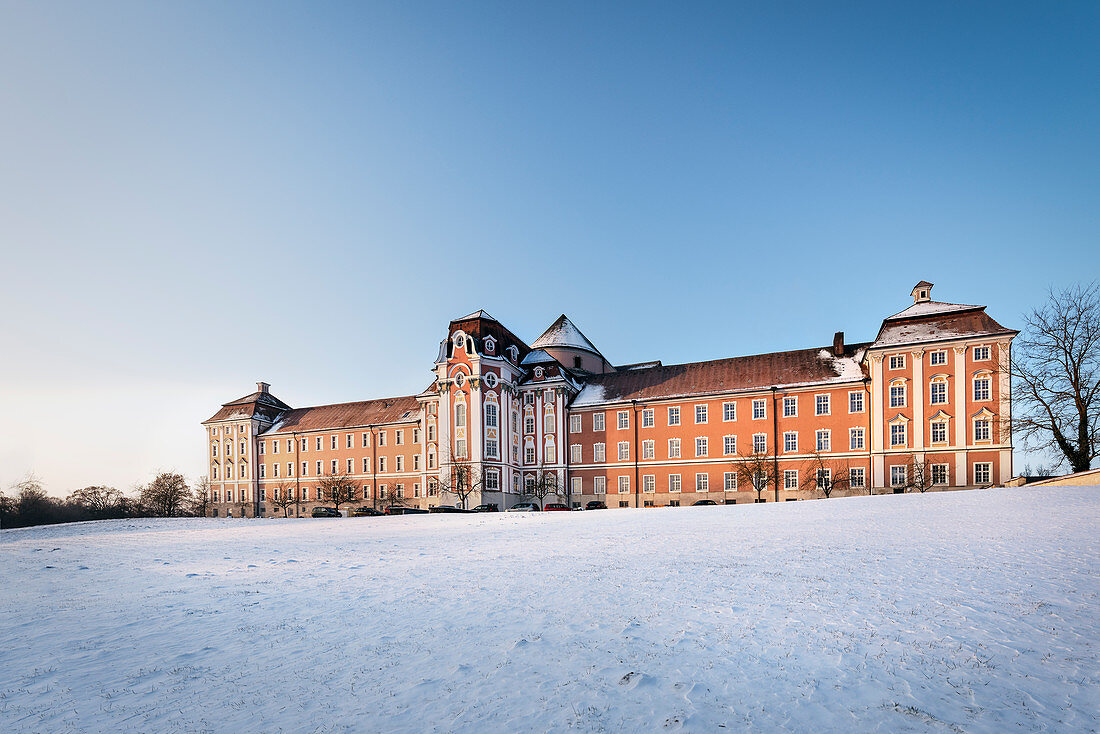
(1, 1, 1096, 493)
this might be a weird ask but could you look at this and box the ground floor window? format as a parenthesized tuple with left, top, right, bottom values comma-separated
(890, 465, 907, 487)
(932, 464, 949, 485)
(784, 470, 798, 489)
(974, 462, 992, 484)
(668, 500, 680, 507)
(849, 468, 865, 488)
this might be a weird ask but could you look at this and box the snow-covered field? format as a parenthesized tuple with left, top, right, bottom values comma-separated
(2, 488, 1097, 733)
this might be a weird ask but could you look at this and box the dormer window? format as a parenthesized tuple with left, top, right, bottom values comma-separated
(507, 345, 519, 362)
(453, 331, 466, 352)
(483, 336, 496, 354)
(534, 367, 544, 379)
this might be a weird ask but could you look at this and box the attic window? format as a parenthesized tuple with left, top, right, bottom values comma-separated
(920, 290, 927, 299)
(534, 367, 544, 379)
(573, 356, 583, 369)
(484, 337, 496, 354)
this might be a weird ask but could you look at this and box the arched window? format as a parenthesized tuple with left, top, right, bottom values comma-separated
(455, 402, 466, 427)
(544, 405, 555, 433)
(889, 379, 907, 408)
(929, 375, 949, 405)
(544, 436, 557, 463)
(485, 402, 499, 428)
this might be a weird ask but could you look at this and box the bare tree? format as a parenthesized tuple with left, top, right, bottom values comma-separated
(67, 485, 123, 518)
(902, 456, 935, 493)
(799, 451, 851, 498)
(189, 477, 212, 517)
(269, 481, 296, 517)
(524, 469, 561, 509)
(734, 450, 778, 503)
(140, 472, 193, 517)
(318, 472, 358, 513)
(1007, 282, 1100, 473)
(443, 459, 484, 509)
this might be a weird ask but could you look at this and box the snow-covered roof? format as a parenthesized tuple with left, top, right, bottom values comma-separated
(520, 349, 557, 366)
(884, 301, 982, 321)
(531, 315, 603, 355)
(454, 310, 495, 322)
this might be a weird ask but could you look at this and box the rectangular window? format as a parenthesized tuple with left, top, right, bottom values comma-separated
(287, 439, 294, 453)
(413, 454, 420, 470)
(618, 476, 630, 494)
(890, 384, 906, 408)
(571, 477, 582, 495)
(890, 423, 906, 447)
(378, 431, 386, 446)
(618, 441, 629, 461)
(931, 422, 947, 443)
(723, 402, 736, 421)
(642, 439, 655, 460)
(889, 354, 905, 370)
(395, 430, 404, 445)
(362, 458, 369, 473)
(316, 437, 322, 451)
(302, 461, 308, 475)
(525, 446, 536, 464)
(753, 433, 767, 454)
(930, 382, 947, 404)
(695, 473, 708, 492)
(525, 416, 535, 434)
(974, 378, 991, 401)
(695, 405, 708, 424)
(642, 475, 655, 493)
(849, 468, 865, 488)
(570, 444, 582, 463)
(849, 391, 864, 413)
(258, 465, 265, 479)
(570, 415, 582, 433)
(974, 419, 991, 441)
(783, 396, 797, 417)
(258, 442, 264, 455)
(347, 458, 354, 474)
(669, 474, 681, 493)
(272, 440, 278, 454)
(485, 438, 498, 459)
(932, 464, 948, 485)
(723, 435, 737, 455)
(272, 463, 279, 477)
(593, 412, 605, 431)
(724, 472, 737, 490)
(891, 465, 907, 487)
(815, 394, 830, 416)
(695, 437, 708, 457)
(346, 434, 352, 449)
(642, 409, 654, 428)
(485, 471, 500, 491)
(413, 428, 419, 444)
(816, 430, 831, 452)
(395, 456, 404, 471)
(594, 476, 606, 494)
(784, 470, 798, 489)
(930, 350, 947, 366)
(668, 438, 681, 458)
(594, 443, 606, 462)
(377, 457, 385, 473)
(316, 460, 322, 475)
(752, 399, 766, 419)
(331, 435, 337, 449)
(974, 346, 991, 361)
(617, 411, 629, 430)
(784, 432, 797, 453)
(849, 428, 865, 450)
(816, 468, 832, 490)
(667, 406, 681, 426)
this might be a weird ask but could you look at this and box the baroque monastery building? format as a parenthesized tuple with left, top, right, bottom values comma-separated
(203, 282, 1017, 517)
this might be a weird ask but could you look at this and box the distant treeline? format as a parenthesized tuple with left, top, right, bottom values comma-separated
(0, 473, 209, 529)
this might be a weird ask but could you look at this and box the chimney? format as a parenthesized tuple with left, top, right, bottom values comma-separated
(256, 381, 270, 394)
(832, 331, 845, 357)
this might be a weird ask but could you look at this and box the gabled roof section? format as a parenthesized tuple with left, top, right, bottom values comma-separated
(873, 304, 1016, 348)
(446, 309, 531, 363)
(456, 309, 495, 321)
(571, 344, 869, 407)
(263, 395, 421, 435)
(532, 315, 604, 355)
(520, 349, 558, 366)
(204, 389, 292, 424)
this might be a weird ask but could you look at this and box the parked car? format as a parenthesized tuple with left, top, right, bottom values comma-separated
(351, 506, 384, 517)
(471, 503, 499, 512)
(506, 502, 541, 512)
(311, 507, 341, 518)
(543, 503, 572, 511)
(692, 499, 718, 506)
(585, 501, 608, 510)
(383, 506, 428, 515)
(429, 505, 473, 513)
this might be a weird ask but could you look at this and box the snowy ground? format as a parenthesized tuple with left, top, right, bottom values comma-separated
(2, 488, 1097, 733)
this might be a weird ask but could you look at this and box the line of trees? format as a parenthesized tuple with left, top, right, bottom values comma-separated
(0, 472, 209, 529)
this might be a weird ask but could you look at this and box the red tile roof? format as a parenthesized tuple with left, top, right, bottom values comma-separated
(572, 344, 870, 406)
(262, 395, 421, 435)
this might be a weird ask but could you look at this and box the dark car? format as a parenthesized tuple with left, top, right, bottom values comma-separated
(352, 506, 384, 517)
(311, 507, 341, 518)
(383, 506, 429, 515)
(585, 501, 608, 510)
(692, 499, 718, 506)
(471, 503, 499, 512)
(543, 503, 572, 511)
(429, 505, 474, 513)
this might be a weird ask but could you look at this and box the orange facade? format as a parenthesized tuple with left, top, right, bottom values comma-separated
(202, 283, 1017, 515)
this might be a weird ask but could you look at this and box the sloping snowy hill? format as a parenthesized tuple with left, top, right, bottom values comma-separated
(2, 488, 1097, 733)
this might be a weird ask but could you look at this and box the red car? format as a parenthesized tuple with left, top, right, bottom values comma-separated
(543, 503, 572, 511)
